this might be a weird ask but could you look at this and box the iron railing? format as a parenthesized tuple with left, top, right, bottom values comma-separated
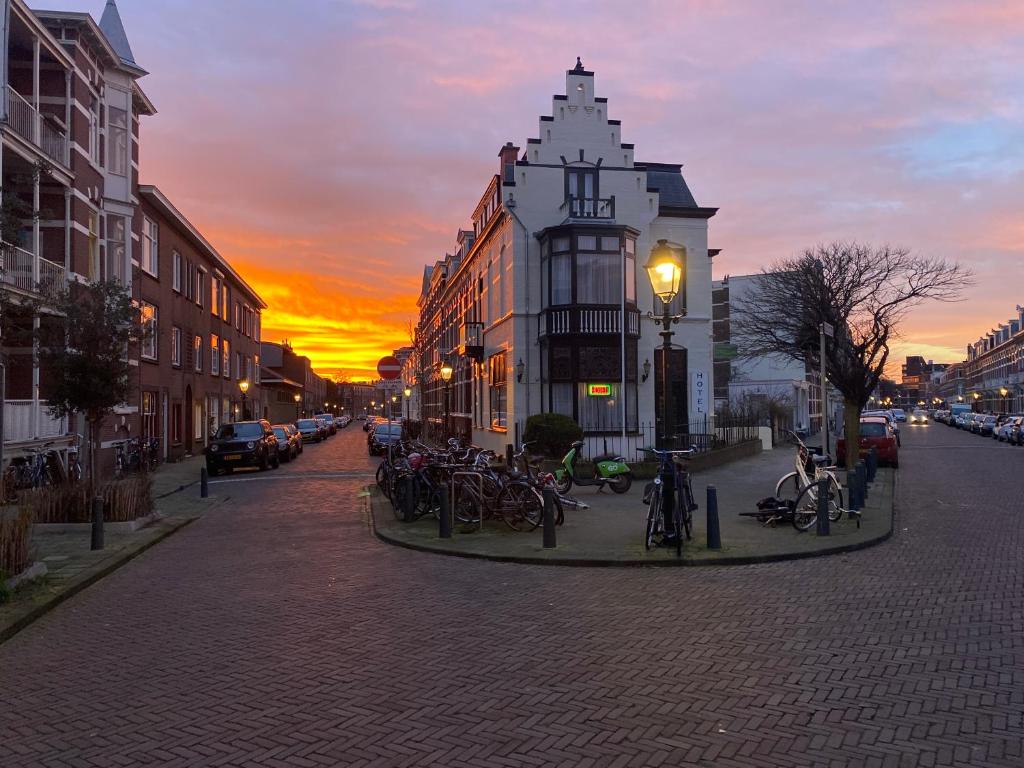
(3, 85, 68, 165)
(0, 241, 66, 302)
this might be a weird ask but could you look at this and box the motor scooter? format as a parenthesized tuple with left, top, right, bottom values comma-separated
(554, 440, 632, 494)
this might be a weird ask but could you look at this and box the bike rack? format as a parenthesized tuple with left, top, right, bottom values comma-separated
(451, 471, 485, 533)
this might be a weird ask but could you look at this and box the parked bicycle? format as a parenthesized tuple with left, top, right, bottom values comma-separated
(772, 431, 845, 531)
(4, 442, 62, 492)
(641, 447, 698, 556)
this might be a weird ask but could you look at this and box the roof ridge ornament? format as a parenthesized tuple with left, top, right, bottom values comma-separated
(573, 56, 584, 72)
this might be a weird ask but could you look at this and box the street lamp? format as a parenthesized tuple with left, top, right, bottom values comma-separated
(643, 239, 686, 450)
(293, 392, 301, 420)
(238, 379, 250, 420)
(403, 386, 412, 422)
(440, 361, 454, 440)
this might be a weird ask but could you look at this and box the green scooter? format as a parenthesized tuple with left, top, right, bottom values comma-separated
(554, 440, 632, 494)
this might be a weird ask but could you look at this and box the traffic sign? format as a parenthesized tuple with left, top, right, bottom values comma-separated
(377, 355, 402, 380)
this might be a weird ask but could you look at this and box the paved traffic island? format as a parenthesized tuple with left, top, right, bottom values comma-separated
(368, 447, 895, 566)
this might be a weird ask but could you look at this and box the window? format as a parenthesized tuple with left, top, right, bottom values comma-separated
(194, 401, 205, 441)
(488, 353, 507, 430)
(236, 352, 242, 381)
(172, 252, 181, 292)
(88, 212, 100, 281)
(254, 355, 260, 384)
(184, 261, 194, 300)
(551, 253, 571, 305)
(89, 98, 100, 164)
(577, 252, 620, 303)
(195, 270, 204, 307)
(210, 275, 220, 315)
(140, 302, 157, 360)
(223, 339, 230, 379)
(221, 284, 229, 321)
(235, 301, 241, 330)
(210, 334, 220, 375)
(106, 216, 127, 284)
(108, 106, 128, 176)
(142, 217, 158, 277)
(194, 335, 203, 372)
(565, 168, 597, 216)
(171, 326, 181, 367)
(142, 391, 157, 438)
(625, 237, 636, 301)
(255, 312, 260, 342)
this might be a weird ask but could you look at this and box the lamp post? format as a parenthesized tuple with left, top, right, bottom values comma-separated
(643, 239, 686, 450)
(403, 386, 412, 423)
(239, 379, 250, 420)
(999, 386, 1009, 413)
(440, 361, 454, 441)
(293, 392, 301, 420)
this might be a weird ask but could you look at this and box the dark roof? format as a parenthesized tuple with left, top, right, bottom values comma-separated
(638, 162, 698, 208)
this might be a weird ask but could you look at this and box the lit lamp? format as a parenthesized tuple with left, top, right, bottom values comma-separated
(440, 361, 454, 440)
(293, 392, 301, 419)
(403, 386, 412, 422)
(644, 239, 686, 451)
(238, 379, 250, 420)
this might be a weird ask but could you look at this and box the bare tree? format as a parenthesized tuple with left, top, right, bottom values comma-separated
(734, 242, 970, 467)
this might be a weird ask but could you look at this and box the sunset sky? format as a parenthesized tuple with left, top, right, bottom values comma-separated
(44, 1, 1024, 380)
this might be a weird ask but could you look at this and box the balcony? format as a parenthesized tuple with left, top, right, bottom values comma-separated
(3, 85, 69, 166)
(543, 305, 640, 337)
(457, 321, 484, 361)
(561, 195, 615, 220)
(0, 242, 65, 302)
(4, 400, 67, 444)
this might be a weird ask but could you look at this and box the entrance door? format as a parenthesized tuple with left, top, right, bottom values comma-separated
(654, 347, 688, 448)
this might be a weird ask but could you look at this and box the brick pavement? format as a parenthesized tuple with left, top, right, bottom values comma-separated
(1, 424, 1022, 767)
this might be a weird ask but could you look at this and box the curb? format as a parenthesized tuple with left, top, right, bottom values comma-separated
(0, 514, 199, 645)
(366, 478, 896, 568)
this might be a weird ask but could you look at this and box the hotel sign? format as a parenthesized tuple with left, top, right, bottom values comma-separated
(587, 384, 613, 397)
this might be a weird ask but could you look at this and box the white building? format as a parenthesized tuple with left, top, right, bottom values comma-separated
(415, 60, 717, 455)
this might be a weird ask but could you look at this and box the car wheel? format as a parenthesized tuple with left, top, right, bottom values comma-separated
(272, 452, 280, 469)
(258, 451, 269, 471)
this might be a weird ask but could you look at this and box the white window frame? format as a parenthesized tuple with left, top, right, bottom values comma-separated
(223, 339, 231, 379)
(172, 251, 181, 292)
(142, 217, 158, 277)
(194, 335, 203, 372)
(171, 326, 181, 367)
(108, 105, 129, 176)
(140, 302, 158, 361)
(210, 334, 220, 376)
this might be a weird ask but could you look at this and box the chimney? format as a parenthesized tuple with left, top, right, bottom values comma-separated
(498, 142, 519, 184)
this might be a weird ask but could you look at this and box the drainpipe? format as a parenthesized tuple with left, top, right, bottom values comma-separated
(504, 197, 533, 427)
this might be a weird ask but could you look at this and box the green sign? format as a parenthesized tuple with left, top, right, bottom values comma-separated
(587, 383, 613, 397)
(714, 343, 738, 361)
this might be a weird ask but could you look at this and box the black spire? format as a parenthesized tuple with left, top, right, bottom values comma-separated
(573, 57, 584, 72)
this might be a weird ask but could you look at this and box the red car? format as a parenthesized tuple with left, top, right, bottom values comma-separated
(837, 416, 899, 468)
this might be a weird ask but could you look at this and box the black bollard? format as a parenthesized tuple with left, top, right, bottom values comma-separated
(847, 467, 861, 514)
(438, 484, 452, 539)
(542, 487, 557, 549)
(867, 447, 878, 483)
(506, 443, 515, 471)
(857, 460, 868, 502)
(90, 495, 104, 551)
(706, 485, 721, 550)
(816, 477, 830, 536)
(200, 466, 209, 498)
(401, 475, 416, 522)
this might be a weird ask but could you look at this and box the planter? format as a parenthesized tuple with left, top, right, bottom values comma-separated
(33, 510, 163, 535)
(0, 505, 33, 578)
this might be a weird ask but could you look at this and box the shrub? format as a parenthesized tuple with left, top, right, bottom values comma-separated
(20, 476, 154, 524)
(523, 413, 583, 459)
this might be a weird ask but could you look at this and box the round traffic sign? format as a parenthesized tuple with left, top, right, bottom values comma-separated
(377, 355, 402, 380)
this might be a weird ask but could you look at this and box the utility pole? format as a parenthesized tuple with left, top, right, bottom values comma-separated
(820, 322, 833, 457)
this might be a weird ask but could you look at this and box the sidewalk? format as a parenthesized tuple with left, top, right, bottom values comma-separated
(370, 447, 895, 566)
(0, 457, 221, 643)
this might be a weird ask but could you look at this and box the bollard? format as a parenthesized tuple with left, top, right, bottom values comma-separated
(506, 444, 515, 471)
(438, 484, 452, 539)
(847, 467, 861, 514)
(857, 460, 868, 502)
(401, 475, 416, 522)
(815, 477, 830, 536)
(706, 485, 721, 550)
(542, 487, 557, 548)
(90, 495, 104, 551)
(867, 447, 878, 483)
(200, 466, 209, 498)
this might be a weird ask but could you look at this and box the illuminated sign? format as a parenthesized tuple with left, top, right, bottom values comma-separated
(587, 384, 613, 397)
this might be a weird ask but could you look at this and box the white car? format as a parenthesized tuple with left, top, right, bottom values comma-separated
(910, 409, 928, 424)
(335, 415, 352, 428)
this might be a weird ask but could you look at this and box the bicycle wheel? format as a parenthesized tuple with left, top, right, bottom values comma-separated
(791, 482, 821, 531)
(679, 482, 695, 541)
(644, 489, 662, 550)
(452, 483, 481, 524)
(375, 461, 391, 499)
(391, 473, 416, 521)
(673, 497, 683, 557)
(496, 481, 543, 531)
(775, 471, 801, 501)
(826, 474, 845, 522)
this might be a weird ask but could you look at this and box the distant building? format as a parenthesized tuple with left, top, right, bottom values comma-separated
(963, 306, 1024, 412)
(899, 356, 948, 406)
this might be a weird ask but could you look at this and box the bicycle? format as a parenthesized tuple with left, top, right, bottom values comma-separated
(774, 431, 845, 531)
(641, 447, 698, 556)
(66, 434, 84, 482)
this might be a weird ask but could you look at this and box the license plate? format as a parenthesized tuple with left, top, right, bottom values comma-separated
(224, 454, 242, 461)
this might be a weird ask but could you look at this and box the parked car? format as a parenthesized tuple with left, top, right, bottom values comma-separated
(909, 409, 929, 424)
(890, 408, 907, 423)
(313, 414, 337, 435)
(205, 420, 279, 475)
(335, 414, 352, 428)
(862, 410, 901, 446)
(1010, 420, 1024, 446)
(955, 412, 974, 429)
(978, 414, 999, 436)
(995, 415, 1021, 441)
(295, 418, 323, 443)
(368, 421, 403, 456)
(836, 417, 899, 468)
(271, 424, 300, 462)
(284, 423, 303, 454)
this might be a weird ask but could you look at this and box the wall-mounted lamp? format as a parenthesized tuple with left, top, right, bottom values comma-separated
(516, 358, 525, 383)
(641, 358, 651, 383)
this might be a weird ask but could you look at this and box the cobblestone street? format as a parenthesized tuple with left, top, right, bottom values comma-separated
(2, 424, 1022, 767)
